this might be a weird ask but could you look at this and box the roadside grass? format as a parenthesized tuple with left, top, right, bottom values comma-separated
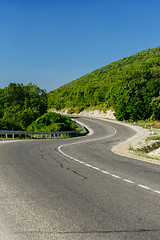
(122, 119, 160, 130)
(0, 137, 20, 140)
(129, 139, 160, 161)
(128, 143, 160, 161)
(131, 151, 160, 161)
(133, 120, 160, 129)
(71, 127, 89, 137)
(147, 136, 160, 141)
(129, 144, 134, 151)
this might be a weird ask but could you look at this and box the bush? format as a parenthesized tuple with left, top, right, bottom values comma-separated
(27, 112, 77, 132)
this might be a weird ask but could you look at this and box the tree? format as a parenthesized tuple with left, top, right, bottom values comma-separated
(0, 83, 48, 130)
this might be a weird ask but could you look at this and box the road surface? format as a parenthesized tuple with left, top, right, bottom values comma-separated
(0, 117, 160, 240)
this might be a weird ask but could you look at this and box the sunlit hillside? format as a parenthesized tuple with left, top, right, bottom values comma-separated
(48, 46, 160, 121)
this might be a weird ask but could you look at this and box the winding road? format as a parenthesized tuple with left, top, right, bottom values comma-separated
(0, 117, 160, 240)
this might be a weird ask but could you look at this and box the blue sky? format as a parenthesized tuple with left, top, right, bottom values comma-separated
(0, 0, 160, 92)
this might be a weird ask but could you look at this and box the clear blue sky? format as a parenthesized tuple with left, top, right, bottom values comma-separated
(0, 0, 160, 92)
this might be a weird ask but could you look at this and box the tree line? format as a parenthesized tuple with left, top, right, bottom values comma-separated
(0, 83, 77, 131)
(1, 46, 160, 131)
(0, 83, 48, 130)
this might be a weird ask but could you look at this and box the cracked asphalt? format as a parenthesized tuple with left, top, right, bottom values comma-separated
(0, 117, 160, 240)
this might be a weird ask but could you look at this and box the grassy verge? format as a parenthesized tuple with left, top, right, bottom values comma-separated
(132, 120, 160, 129)
(130, 151, 160, 161)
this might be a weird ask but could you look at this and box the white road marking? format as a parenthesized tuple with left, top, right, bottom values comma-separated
(111, 174, 121, 179)
(123, 179, 135, 184)
(58, 124, 160, 196)
(153, 190, 160, 194)
(138, 184, 151, 190)
(90, 166, 100, 171)
(101, 170, 110, 175)
(84, 163, 92, 167)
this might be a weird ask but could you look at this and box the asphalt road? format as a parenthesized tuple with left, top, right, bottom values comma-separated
(0, 117, 160, 240)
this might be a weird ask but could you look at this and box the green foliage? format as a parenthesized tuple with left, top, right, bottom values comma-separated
(151, 94, 160, 120)
(48, 46, 160, 121)
(27, 112, 77, 132)
(67, 107, 84, 114)
(0, 83, 48, 130)
(148, 136, 160, 141)
(129, 144, 134, 151)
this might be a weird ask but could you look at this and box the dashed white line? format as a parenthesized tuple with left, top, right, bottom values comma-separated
(153, 190, 160, 194)
(123, 179, 135, 184)
(111, 174, 121, 179)
(101, 170, 110, 175)
(138, 184, 151, 190)
(58, 124, 160, 196)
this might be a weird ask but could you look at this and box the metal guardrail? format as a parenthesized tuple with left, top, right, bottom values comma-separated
(0, 122, 84, 140)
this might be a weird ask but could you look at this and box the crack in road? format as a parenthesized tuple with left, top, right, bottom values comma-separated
(41, 152, 87, 181)
(13, 228, 160, 234)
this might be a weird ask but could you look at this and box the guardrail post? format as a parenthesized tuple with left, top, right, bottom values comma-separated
(30, 134, 32, 139)
(151, 127, 155, 134)
(12, 134, 14, 139)
(5, 134, 8, 139)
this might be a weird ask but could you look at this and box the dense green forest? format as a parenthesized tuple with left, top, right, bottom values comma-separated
(0, 83, 48, 130)
(1, 46, 160, 131)
(0, 83, 77, 131)
(48, 46, 160, 121)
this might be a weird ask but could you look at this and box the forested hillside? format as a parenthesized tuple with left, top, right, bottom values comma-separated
(48, 46, 160, 121)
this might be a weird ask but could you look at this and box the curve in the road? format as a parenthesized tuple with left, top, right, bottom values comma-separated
(58, 123, 160, 196)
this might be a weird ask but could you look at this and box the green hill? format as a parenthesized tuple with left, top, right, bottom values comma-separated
(48, 46, 160, 121)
